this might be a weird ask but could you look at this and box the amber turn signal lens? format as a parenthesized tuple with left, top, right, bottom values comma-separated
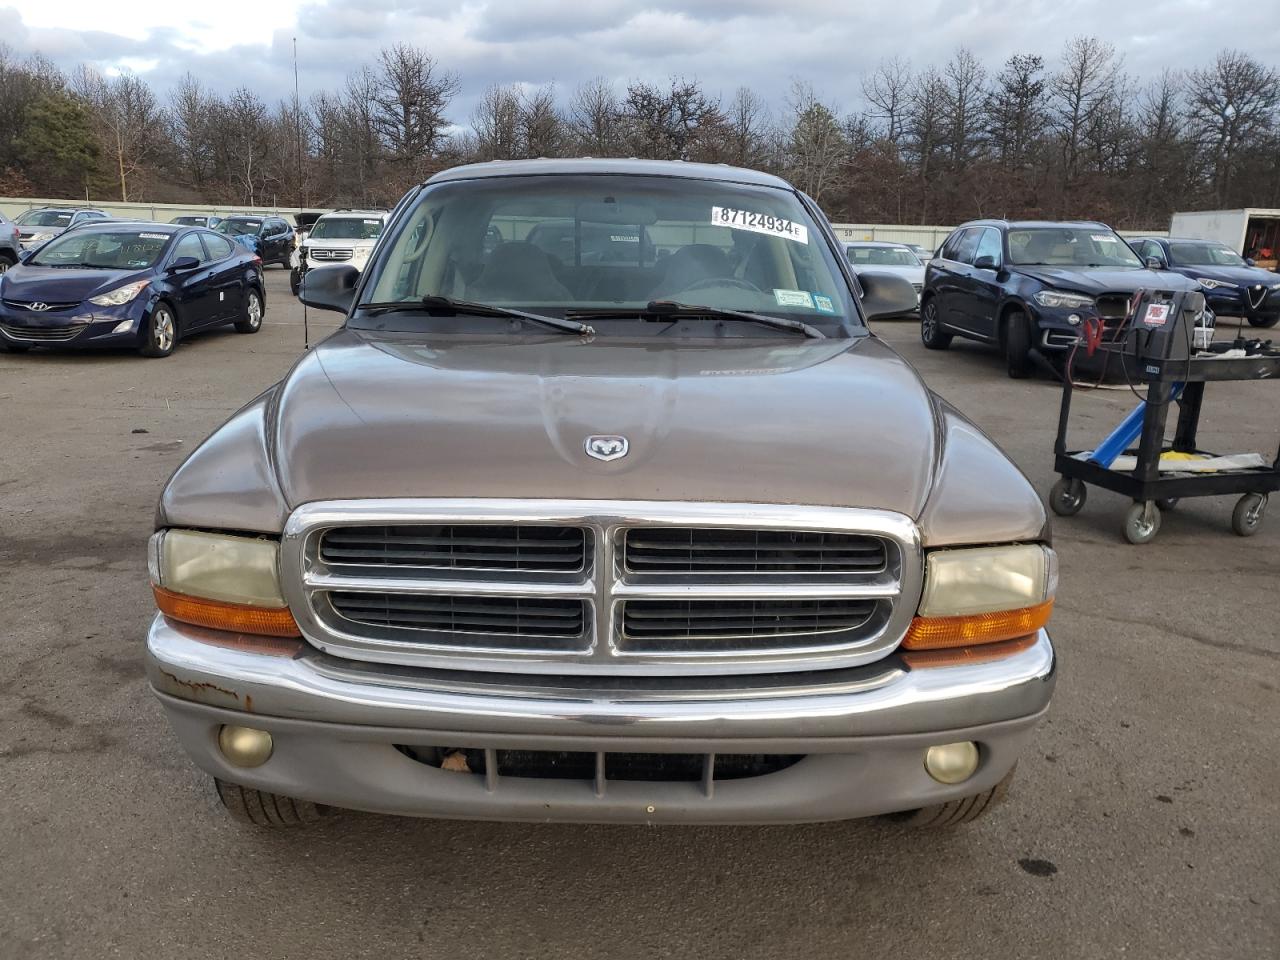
(901, 634, 1039, 669)
(902, 599, 1053, 651)
(153, 586, 301, 638)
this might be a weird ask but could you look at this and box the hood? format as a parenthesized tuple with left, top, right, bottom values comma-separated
(1013, 264, 1198, 294)
(1172, 264, 1280, 288)
(268, 331, 941, 517)
(0, 265, 149, 303)
(854, 264, 925, 283)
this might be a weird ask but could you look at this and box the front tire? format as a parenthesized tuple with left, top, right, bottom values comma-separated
(1247, 315, 1279, 328)
(235, 287, 263, 334)
(886, 765, 1016, 828)
(920, 298, 952, 350)
(139, 304, 177, 358)
(1004, 310, 1033, 379)
(0, 252, 15, 275)
(215, 778, 329, 826)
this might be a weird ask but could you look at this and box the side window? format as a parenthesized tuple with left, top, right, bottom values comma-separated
(172, 232, 207, 264)
(202, 233, 236, 260)
(974, 228, 1002, 264)
(953, 228, 982, 265)
(940, 230, 966, 261)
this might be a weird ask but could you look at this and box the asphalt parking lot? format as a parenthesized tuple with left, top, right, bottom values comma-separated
(1, 268, 1276, 960)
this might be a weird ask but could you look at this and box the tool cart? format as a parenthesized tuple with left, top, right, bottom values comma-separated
(1048, 288, 1280, 544)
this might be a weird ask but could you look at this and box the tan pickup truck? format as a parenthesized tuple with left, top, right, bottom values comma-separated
(146, 159, 1056, 828)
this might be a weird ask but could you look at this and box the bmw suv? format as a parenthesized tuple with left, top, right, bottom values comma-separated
(920, 220, 1201, 378)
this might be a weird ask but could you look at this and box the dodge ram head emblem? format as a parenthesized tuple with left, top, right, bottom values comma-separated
(585, 435, 629, 461)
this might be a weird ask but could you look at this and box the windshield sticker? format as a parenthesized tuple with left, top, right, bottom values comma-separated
(712, 206, 808, 245)
(1091, 234, 1118, 242)
(363, 219, 380, 225)
(610, 235, 639, 242)
(773, 288, 814, 309)
(128, 259, 150, 267)
(812, 294, 836, 314)
(138, 233, 168, 240)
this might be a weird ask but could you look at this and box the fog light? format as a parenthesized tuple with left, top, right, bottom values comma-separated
(111, 320, 133, 334)
(924, 741, 979, 784)
(218, 724, 273, 768)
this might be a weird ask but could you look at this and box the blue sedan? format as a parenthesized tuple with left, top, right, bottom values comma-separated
(1128, 236, 1280, 328)
(0, 222, 265, 357)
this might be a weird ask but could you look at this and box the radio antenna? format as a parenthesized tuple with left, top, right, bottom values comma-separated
(294, 36, 310, 351)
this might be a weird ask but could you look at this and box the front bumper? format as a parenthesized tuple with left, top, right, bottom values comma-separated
(147, 615, 1056, 824)
(0, 300, 146, 347)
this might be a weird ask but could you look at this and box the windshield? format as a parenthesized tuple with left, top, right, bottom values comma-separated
(311, 217, 384, 241)
(847, 246, 919, 267)
(216, 219, 262, 237)
(1168, 242, 1246, 267)
(17, 210, 73, 228)
(1007, 227, 1141, 267)
(29, 229, 170, 269)
(360, 174, 857, 336)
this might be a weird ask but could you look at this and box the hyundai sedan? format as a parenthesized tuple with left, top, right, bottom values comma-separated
(0, 222, 265, 358)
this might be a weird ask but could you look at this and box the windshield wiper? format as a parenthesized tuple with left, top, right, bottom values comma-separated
(360, 295, 593, 336)
(568, 300, 825, 339)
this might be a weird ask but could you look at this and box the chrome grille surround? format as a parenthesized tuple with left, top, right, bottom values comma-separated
(281, 499, 922, 677)
(0, 321, 89, 342)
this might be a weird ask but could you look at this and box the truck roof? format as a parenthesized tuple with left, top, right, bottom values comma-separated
(426, 158, 793, 190)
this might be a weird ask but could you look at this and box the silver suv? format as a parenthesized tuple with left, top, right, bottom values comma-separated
(0, 211, 18, 272)
(146, 159, 1056, 829)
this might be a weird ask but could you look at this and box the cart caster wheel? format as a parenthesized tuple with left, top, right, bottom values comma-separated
(1231, 493, 1267, 537)
(1123, 501, 1161, 544)
(1049, 478, 1087, 517)
(1155, 498, 1179, 511)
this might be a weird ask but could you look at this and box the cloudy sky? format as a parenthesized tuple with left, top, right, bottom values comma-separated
(4, 0, 1280, 124)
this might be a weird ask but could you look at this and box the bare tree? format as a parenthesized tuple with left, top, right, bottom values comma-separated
(785, 81, 847, 205)
(985, 54, 1047, 170)
(169, 74, 214, 190)
(863, 56, 912, 145)
(520, 85, 565, 158)
(471, 84, 522, 161)
(1186, 50, 1280, 206)
(370, 43, 460, 181)
(73, 67, 164, 201)
(619, 78, 723, 161)
(904, 68, 948, 221)
(941, 48, 987, 170)
(722, 87, 771, 167)
(568, 77, 621, 156)
(1049, 36, 1122, 210)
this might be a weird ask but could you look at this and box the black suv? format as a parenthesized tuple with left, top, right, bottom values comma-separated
(1128, 236, 1280, 329)
(920, 220, 1200, 377)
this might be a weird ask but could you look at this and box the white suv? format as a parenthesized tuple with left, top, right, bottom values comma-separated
(291, 210, 387, 295)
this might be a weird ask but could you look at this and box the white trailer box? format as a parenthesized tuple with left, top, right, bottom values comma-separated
(1169, 209, 1280, 269)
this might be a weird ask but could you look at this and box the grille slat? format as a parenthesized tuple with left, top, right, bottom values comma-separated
(621, 598, 878, 645)
(625, 528, 886, 575)
(330, 591, 586, 642)
(321, 524, 587, 573)
(1, 322, 88, 342)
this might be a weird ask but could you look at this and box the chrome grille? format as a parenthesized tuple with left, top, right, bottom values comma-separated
(2, 298, 80, 312)
(620, 598, 882, 651)
(310, 247, 353, 261)
(283, 500, 921, 676)
(320, 524, 588, 574)
(328, 592, 587, 647)
(624, 527, 885, 576)
(1096, 294, 1132, 322)
(0, 321, 88, 342)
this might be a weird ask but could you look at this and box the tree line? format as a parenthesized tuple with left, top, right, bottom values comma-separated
(1, 37, 1277, 228)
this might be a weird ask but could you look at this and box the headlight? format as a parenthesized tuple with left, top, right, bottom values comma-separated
(1195, 277, 1238, 290)
(149, 529, 299, 636)
(1034, 290, 1095, 309)
(904, 544, 1055, 653)
(89, 280, 150, 306)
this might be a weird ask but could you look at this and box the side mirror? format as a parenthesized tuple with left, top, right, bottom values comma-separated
(858, 271, 919, 321)
(1246, 258, 1256, 267)
(1145, 256, 1165, 271)
(300, 264, 359, 314)
(167, 256, 200, 273)
(973, 255, 999, 271)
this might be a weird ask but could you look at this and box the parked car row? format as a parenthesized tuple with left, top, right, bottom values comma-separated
(0, 220, 266, 358)
(915, 218, 1280, 379)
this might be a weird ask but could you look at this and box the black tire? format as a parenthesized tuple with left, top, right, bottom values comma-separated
(1004, 310, 1033, 379)
(289, 267, 301, 297)
(1231, 493, 1267, 537)
(886, 765, 1016, 828)
(0, 252, 15, 275)
(1247, 315, 1279, 328)
(139, 304, 177, 358)
(920, 298, 952, 350)
(215, 778, 329, 826)
(1123, 501, 1161, 545)
(1049, 477, 1087, 516)
(235, 287, 264, 334)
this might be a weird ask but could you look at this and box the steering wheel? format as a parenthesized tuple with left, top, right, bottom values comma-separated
(679, 276, 764, 295)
